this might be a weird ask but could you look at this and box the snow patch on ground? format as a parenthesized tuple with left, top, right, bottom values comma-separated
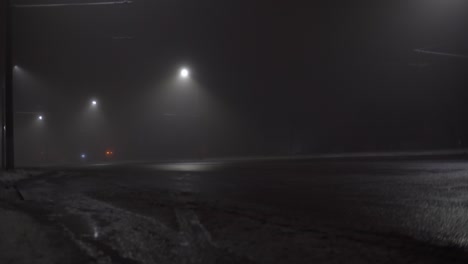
(0, 206, 86, 264)
(56, 192, 251, 264)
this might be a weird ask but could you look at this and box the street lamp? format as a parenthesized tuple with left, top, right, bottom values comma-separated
(180, 68, 190, 79)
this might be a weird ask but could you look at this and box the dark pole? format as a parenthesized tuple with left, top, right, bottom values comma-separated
(3, 0, 14, 170)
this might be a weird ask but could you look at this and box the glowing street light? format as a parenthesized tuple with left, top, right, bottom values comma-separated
(38, 115, 43, 120)
(180, 68, 190, 79)
(91, 100, 98, 106)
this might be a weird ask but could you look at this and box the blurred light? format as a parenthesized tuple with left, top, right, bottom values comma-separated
(38, 115, 43, 120)
(93, 226, 99, 239)
(180, 68, 190, 79)
(105, 150, 114, 158)
(92, 100, 97, 106)
(81, 154, 86, 159)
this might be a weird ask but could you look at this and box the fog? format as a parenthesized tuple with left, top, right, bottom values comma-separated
(5, 0, 468, 166)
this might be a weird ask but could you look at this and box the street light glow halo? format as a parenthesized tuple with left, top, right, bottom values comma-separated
(180, 68, 190, 78)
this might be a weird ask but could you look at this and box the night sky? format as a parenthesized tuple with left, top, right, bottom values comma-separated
(6, 0, 468, 164)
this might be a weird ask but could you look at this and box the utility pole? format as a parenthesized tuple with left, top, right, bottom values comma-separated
(2, 0, 14, 170)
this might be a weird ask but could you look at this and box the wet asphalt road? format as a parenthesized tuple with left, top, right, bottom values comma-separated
(70, 157, 468, 232)
(22, 157, 468, 263)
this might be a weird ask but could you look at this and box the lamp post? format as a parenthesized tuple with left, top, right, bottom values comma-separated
(2, 0, 14, 170)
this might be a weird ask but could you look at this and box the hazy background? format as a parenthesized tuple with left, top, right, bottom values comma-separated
(4, 0, 468, 165)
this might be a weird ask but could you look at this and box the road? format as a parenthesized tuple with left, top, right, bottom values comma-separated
(8, 157, 468, 263)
